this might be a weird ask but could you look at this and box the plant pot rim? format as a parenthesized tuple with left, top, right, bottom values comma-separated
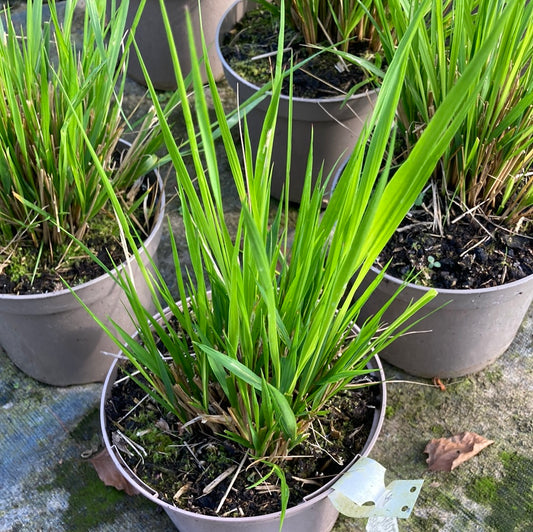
(372, 264, 533, 295)
(0, 140, 165, 302)
(100, 312, 386, 523)
(216, 0, 378, 107)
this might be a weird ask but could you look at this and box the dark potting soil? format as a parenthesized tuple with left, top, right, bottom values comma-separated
(0, 227, 126, 295)
(220, 8, 379, 99)
(377, 201, 533, 290)
(104, 363, 382, 518)
(0, 172, 159, 296)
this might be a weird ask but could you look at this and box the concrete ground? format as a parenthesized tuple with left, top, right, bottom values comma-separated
(1, 2, 532, 531)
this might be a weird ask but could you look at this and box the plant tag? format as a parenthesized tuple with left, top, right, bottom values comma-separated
(328, 457, 423, 529)
(366, 516, 399, 532)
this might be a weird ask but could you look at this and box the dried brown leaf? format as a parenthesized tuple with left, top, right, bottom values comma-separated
(424, 431, 494, 472)
(89, 448, 139, 495)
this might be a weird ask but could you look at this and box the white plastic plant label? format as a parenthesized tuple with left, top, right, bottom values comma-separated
(329, 457, 423, 531)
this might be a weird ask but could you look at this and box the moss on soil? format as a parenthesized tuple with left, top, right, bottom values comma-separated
(0, 209, 123, 292)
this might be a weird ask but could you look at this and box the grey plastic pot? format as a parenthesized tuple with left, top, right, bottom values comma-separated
(0, 162, 165, 386)
(100, 331, 386, 532)
(357, 266, 533, 378)
(125, 0, 234, 90)
(216, 0, 378, 203)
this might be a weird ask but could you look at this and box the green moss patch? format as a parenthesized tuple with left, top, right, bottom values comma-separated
(69, 408, 100, 443)
(466, 476, 498, 505)
(467, 452, 533, 531)
(43, 459, 126, 530)
(36, 408, 127, 529)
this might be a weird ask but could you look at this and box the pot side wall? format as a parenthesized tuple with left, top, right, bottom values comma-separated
(357, 267, 533, 378)
(0, 174, 165, 386)
(125, 0, 233, 90)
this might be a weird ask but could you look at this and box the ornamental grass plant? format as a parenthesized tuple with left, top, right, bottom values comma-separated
(0, 0, 170, 289)
(374, 0, 533, 231)
(257, 0, 382, 52)
(85, 0, 518, 520)
(249, 0, 385, 98)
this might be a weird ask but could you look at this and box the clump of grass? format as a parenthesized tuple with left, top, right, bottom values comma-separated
(258, 0, 382, 52)
(375, 0, 533, 230)
(0, 0, 167, 284)
(93, 0, 513, 469)
(85, 0, 520, 523)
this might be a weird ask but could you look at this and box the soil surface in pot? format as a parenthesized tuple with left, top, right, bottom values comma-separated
(220, 8, 380, 99)
(377, 198, 533, 289)
(0, 171, 159, 296)
(104, 362, 381, 518)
